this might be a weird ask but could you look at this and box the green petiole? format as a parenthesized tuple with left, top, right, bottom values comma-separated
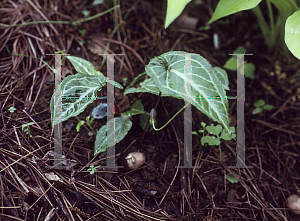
(150, 101, 192, 131)
(0, 5, 119, 29)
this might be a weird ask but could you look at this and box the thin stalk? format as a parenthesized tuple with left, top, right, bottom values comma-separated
(140, 92, 162, 145)
(100, 1, 122, 69)
(287, 0, 300, 10)
(100, 23, 122, 69)
(251, 6, 271, 49)
(124, 0, 141, 20)
(0, 5, 119, 29)
(266, 0, 275, 44)
(151, 102, 192, 131)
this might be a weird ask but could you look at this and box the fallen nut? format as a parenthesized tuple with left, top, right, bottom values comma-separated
(286, 194, 300, 215)
(125, 152, 145, 170)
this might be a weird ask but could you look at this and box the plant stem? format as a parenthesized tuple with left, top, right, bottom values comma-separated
(151, 102, 192, 131)
(87, 124, 96, 134)
(219, 144, 222, 163)
(266, 0, 275, 44)
(0, 5, 119, 29)
(251, 5, 271, 49)
(140, 92, 162, 145)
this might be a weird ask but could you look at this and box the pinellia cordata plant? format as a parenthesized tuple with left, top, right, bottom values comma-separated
(50, 52, 234, 156)
(22, 122, 34, 137)
(223, 46, 255, 79)
(192, 122, 236, 160)
(252, 99, 275, 115)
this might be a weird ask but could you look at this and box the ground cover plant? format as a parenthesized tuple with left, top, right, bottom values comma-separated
(0, 0, 300, 220)
(50, 52, 234, 156)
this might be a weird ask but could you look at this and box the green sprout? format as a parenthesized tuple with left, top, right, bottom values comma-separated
(252, 99, 275, 115)
(87, 165, 101, 174)
(223, 46, 255, 79)
(22, 122, 34, 137)
(192, 122, 236, 161)
(76, 116, 95, 136)
(78, 29, 87, 35)
(226, 173, 239, 184)
(8, 107, 16, 113)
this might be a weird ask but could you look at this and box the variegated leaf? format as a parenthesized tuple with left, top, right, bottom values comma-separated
(94, 116, 132, 155)
(213, 67, 229, 90)
(67, 56, 101, 76)
(50, 73, 106, 126)
(145, 51, 230, 132)
(124, 78, 168, 97)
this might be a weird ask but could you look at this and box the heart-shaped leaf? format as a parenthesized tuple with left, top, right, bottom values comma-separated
(94, 116, 132, 155)
(122, 100, 144, 116)
(206, 124, 223, 136)
(67, 56, 100, 76)
(201, 136, 221, 146)
(145, 51, 230, 132)
(50, 73, 107, 126)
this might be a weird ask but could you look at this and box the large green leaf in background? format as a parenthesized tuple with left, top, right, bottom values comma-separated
(164, 0, 191, 29)
(209, 0, 262, 24)
(145, 51, 231, 132)
(285, 10, 300, 60)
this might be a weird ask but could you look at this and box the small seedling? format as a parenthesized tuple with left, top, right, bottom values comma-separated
(82, 10, 90, 17)
(121, 78, 128, 87)
(192, 122, 236, 161)
(223, 46, 255, 79)
(76, 115, 95, 135)
(193, 122, 236, 145)
(78, 29, 87, 35)
(8, 107, 16, 113)
(252, 99, 274, 115)
(226, 173, 239, 184)
(87, 165, 101, 174)
(92, 0, 104, 6)
(22, 122, 34, 137)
